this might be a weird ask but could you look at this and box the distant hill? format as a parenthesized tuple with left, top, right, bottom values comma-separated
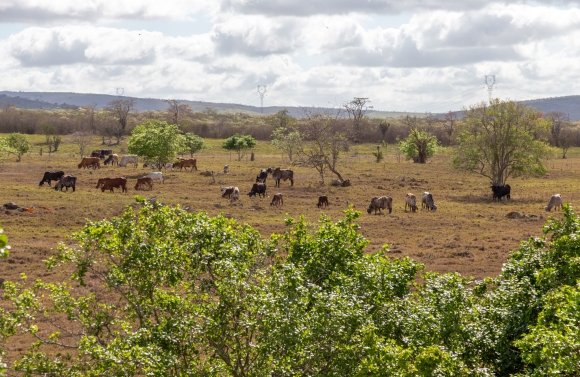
(520, 96, 580, 120)
(0, 91, 424, 119)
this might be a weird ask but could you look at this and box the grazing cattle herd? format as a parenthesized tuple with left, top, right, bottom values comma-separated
(37, 150, 567, 215)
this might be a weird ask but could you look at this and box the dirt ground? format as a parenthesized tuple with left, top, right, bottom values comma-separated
(1, 137, 578, 285)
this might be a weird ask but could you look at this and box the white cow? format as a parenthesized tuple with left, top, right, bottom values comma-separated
(421, 192, 437, 211)
(232, 187, 239, 200)
(224, 165, 229, 174)
(405, 193, 418, 213)
(119, 155, 139, 168)
(144, 172, 164, 184)
(545, 194, 563, 212)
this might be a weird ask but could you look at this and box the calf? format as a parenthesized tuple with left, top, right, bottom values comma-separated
(317, 195, 329, 208)
(100, 177, 128, 193)
(54, 175, 76, 192)
(143, 172, 163, 184)
(135, 177, 153, 191)
(545, 194, 563, 212)
(221, 187, 234, 199)
(491, 184, 511, 201)
(248, 183, 267, 198)
(104, 154, 119, 166)
(367, 196, 392, 215)
(405, 193, 418, 213)
(39, 171, 64, 186)
(78, 157, 101, 169)
(271, 193, 283, 207)
(421, 192, 437, 211)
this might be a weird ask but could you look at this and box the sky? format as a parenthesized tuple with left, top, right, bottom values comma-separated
(1, 0, 580, 112)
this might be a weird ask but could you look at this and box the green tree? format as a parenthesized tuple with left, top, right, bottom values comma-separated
(222, 133, 257, 161)
(271, 127, 303, 162)
(452, 99, 551, 185)
(128, 120, 185, 168)
(266, 109, 295, 130)
(378, 120, 390, 141)
(183, 133, 206, 157)
(398, 128, 438, 163)
(41, 124, 57, 144)
(5, 133, 31, 162)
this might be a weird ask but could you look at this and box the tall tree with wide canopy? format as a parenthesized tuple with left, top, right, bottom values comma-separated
(128, 120, 185, 168)
(452, 99, 551, 186)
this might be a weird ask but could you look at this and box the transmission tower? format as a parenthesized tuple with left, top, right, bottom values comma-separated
(257, 85, 266, 113)
(484, 75, 495, 102)
(116, 88, 124, 96)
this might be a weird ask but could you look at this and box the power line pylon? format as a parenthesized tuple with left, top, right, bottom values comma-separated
(257, 85, 266, 113)
(485, 75, 495, 102)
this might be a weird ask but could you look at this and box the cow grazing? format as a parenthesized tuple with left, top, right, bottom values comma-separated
(96, 178, 112, 189)
(39, 171, 64, 186)
(100, 178, 128, 193)
(221, 187, 234, 199)
(269, 167, 294, 187)
(232, 187, 240, 200)
(104, 154, 119, 166)
(118, 155, 139, 168)
(165, 163, 173, 169)
(173, 158, 197, 171)
(143, 172, 163, 184)
(545, 194, 563, 212)
(88, 162, 101, 170)
(491, 184, 511, 201)
(135, 177, 153, 191)
(248, 183, 267, 198)
(421, 192, 437, 211)
(271, 193, 283, 207)
(100, 149, 112, 159)
(405, 193, 418, 213)
(317, 195, 329, 208)
(90, 150, 101, 158)
(224, 165, 229, 174)
(78, 157, 101, 169)
(367, 196, 392, 214)
(54, 175, 76, 192)
(256, 169, 268, 183)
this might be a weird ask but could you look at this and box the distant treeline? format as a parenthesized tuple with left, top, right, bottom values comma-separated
(0, 101, 578, 148)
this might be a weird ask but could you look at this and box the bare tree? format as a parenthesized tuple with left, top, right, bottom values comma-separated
(559, 129, 574, 159)
(164, 100, 192, 125)
(546, 111, 569, 147)
(297, 110, 349, 184)
(107, 98, 135, 133)
(343, 97, 372, 142)
(68, 131, 94, 157)
(84, 103, 98, 133)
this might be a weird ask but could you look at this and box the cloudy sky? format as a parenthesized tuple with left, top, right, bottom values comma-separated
(0, 0, 579, 112)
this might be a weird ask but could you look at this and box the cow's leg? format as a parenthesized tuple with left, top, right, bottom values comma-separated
(290, 179, 294, 186)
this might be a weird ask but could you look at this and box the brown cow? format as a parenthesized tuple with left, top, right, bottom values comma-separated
(100, 177, 128, 193)
(78, 157, 101, 169)
(268, 167, 294, 187)
(221, 187, 234, 198)
(135, 177, 153, 191)
(271, 193, 283, 207)
(96, 178, 112, 189)
(317, 195, 329, 208)
(173, 158, 197, 171)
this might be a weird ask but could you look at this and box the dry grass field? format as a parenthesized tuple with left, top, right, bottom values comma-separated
(1, 134, 579, 286)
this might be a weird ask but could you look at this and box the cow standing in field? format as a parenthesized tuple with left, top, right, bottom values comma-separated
(104, 154, 119, 166)
(118, 155, 139, 168)
(421, 192, 437, 211)
(54, 175, 76, 192)
(268, 167, 294, 187)
(232, 187, 240, 200)
(405, 193, 418, 213)
(39, 171, 64, 186)
(78, 157, 101, 169)
(256, 169, 268, 183)
(271, 193, 283, 207)
(545, 194, 563, 212)
(100, 178, 128, 193)
(248, 183, 267, 198)
(317, 195, 329, 208)
(221, 187, 234, 199)
(135, 177, 153, 191)
(224, 165, 229, 174)
(143, 172, 163, 184)
(173, 158, 197, 171)
(491, 184, 511, 201)
(367, 196, 392, 214)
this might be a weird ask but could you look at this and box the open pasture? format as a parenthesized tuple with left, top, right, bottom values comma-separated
(1, 136, 579, 283)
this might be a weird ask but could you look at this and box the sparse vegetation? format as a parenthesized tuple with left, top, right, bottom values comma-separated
(398, 128, 438, 163)
(128, 120, 185, 168)
(5, 133, 30, 162)
(222, 133, 257, 161)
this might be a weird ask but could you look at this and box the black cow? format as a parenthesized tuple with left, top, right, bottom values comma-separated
(100, 149, 112, 159)
(54, 175, 76, 192)
(491, 184, 511, 201)
(248, 183, 267, 198)
(256, 169, 269, 183)
(39, 171, 64, 186)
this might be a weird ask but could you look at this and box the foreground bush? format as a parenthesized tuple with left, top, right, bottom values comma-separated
(1, 201, 580, 376)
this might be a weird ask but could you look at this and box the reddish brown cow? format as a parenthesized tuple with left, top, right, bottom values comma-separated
(78, 157, 101, 169)
(173, 158, 197, 171)
(100, 178, 128, 193)
(317, 195, 329, 208)
(135, 177, 153, 191)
